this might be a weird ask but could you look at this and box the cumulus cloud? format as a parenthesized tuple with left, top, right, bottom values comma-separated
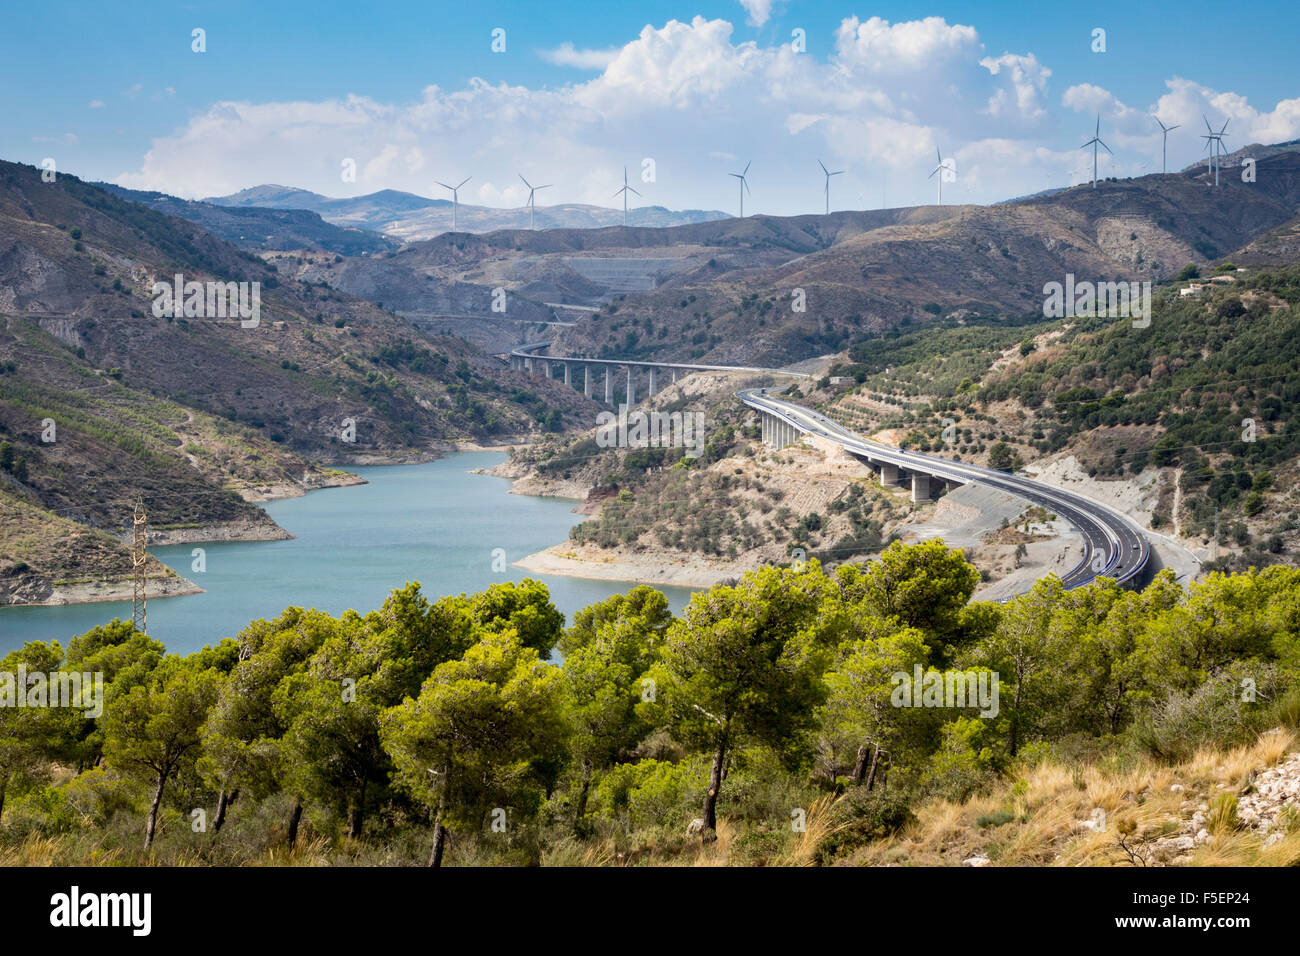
(979, 53, 1051, 121)
(835, 16, 979, 73)
(737, 0, 778, 28)
(1063, 77, 1300, 178)
(114, 15, 1299, 213)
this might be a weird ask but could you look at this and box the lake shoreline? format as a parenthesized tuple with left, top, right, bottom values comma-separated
(3, 574, 206, 608)
(515, 544, 741, 589)
(1, 453, 701, 653)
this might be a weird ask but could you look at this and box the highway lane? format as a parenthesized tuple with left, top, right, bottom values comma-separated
(739, 387, 1150, 590)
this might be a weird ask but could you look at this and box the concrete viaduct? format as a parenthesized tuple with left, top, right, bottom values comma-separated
(507, 341, 1151, 591)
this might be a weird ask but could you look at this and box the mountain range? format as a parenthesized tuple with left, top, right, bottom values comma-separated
(0, 160, 594, 602)
(207, 185, 729, 241)
(254, 150, 1300, 367)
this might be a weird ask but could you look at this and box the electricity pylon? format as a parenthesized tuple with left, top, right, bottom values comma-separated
(131, 496, 148, 633)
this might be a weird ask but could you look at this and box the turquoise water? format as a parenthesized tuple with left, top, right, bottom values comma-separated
(0, 453, 699, 655)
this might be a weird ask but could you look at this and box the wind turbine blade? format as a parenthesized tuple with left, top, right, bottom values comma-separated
(1204, 115, 1214, 134)
(436, 181, 452, 190)
(929, 166, 940, 178)
(519, 174, 532, 189)
(743, 179, 750, 195)
(936, 147, 943, 164)
(628, 186, 640, 197)
(818, 159, 829, 176)
(742, 160, 751, 176)
(1219, 120, 1230, 135)
(1100, 140, 1112, 155)
(457, 177, 471, 189)
(537, 184, 552, 191)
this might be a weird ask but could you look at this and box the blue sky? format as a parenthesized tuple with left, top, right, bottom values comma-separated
(2, 0, 1298, 214)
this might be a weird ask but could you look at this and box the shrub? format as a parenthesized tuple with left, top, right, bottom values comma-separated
(1131, 667, 1281, 763)
(814, 788, 915, 863)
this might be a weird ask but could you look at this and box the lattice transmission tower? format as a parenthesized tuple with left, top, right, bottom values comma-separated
(131, 496, 148, 633)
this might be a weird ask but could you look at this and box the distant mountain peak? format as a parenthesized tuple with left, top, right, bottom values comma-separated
(205, 184, 728, 240)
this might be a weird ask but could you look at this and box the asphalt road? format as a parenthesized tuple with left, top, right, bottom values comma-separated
(739, 387, 1151, 590)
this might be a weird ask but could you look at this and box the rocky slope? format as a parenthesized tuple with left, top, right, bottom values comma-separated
(0, 159, 602, 603)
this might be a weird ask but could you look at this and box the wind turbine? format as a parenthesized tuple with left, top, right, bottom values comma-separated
(435, 176, 471, 230)
(518, 174, 551, 229)
(729, 161, 751, 218)
(1081, 115, 1111, 188)
(1153, 117, 1179, 174)
(818, 159, 844, 215)
(928, 147, 951, 205)
(613, 167, 640, 226)
(1201, 116, 1230, 187)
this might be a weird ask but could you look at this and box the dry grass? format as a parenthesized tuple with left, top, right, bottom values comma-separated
(850, 729, 1299, 867)
(778, 793, 848, 867)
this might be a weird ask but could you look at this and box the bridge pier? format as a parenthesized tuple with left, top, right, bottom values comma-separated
(563, 363, 571, 387)
(648, 367, 656, 397)
(583, 365, 591, 399)
(605, 368, 613, 404)
(524, 357, 533, 373)
(626, 366, 634, 406)
(762, 411, 799, 450)
(911, 474, 931, 503)
(879, 463, 899, 487)
(672, 368, 678, 384)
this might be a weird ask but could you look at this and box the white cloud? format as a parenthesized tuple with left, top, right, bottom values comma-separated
(114, 15, 1300, 213)
(979, 53, 1051, 120)
(835, 16, 979, 73)
(1064, 78, 1300, 176)
(538, 43, 619, 70)
(737, 0, 777, 28)
(88, 99, 105, 109)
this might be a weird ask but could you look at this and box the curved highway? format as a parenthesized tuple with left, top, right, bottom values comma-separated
(508, 341, 1150, 591)
(739, 386, 1150, 590)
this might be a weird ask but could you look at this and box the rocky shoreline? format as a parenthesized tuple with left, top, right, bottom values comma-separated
(3, 466, 369, 607)
(1, 571, 203, 608)
(515, 542, 741, 590)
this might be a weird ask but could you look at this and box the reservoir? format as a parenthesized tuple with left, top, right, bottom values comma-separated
(0, 452, 699, 655)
